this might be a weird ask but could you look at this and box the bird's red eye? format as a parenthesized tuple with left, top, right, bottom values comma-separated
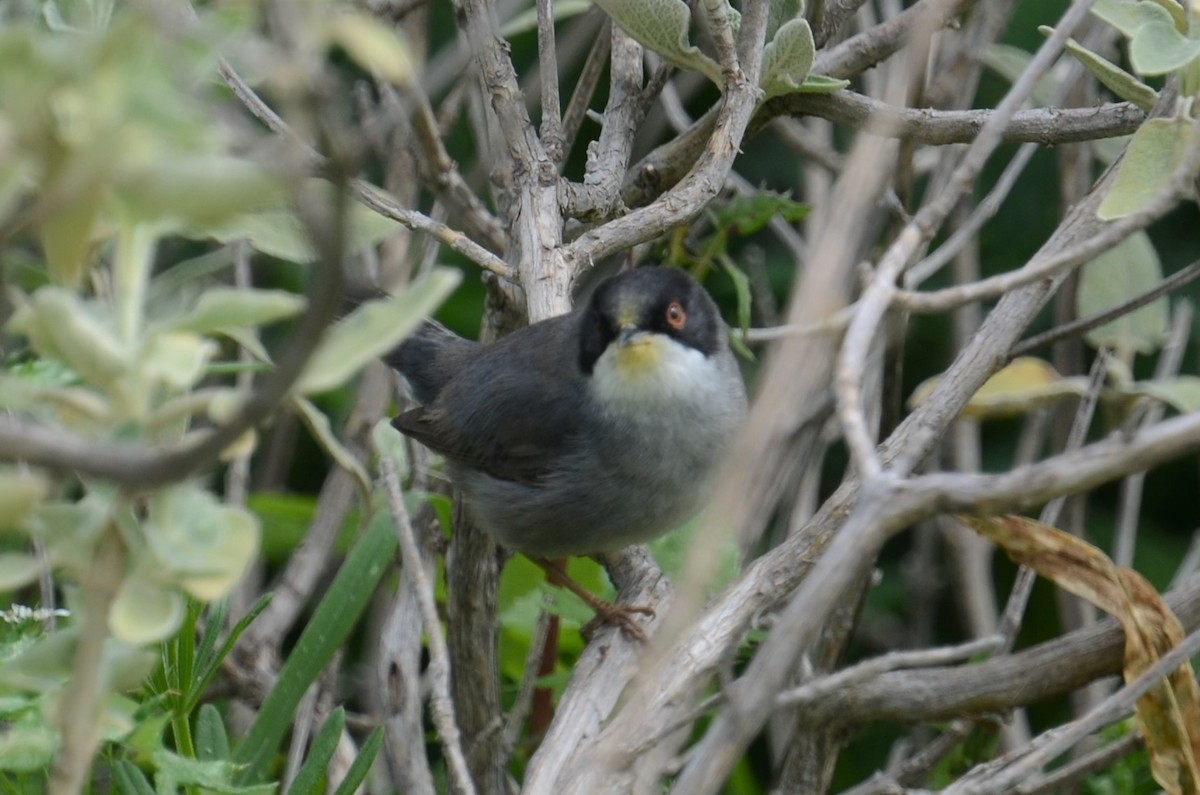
(665, 301, 686, 330)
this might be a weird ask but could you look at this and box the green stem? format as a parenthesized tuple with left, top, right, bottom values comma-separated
(48, 529, 124, 795)
(112, 221, 155, 347)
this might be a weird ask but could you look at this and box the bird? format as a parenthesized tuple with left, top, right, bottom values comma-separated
(387, 265, 747, 636)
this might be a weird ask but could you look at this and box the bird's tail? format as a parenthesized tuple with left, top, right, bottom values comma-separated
(383, 320, 471, 404)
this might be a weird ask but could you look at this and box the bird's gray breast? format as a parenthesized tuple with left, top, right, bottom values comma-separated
(457, 344, 744, 557)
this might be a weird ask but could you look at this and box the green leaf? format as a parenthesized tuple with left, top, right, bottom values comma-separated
(0, 630, 76, 691)
(195, 703, 231, 761)
(234, 508, 398, 784)
(0, 722, 57, 772)
(709, 191, 809, 236)
(113, 759, 157, 795)
(718, 258, 752, 332)
(37, 182, 103, 289)
(1077, 231, 1169, 354)
(1128, 16, 1200, 75)
(0, 471, 50, 528)
(1053, 32, 1158, 111)
(140, 332, 217, 391)
(766, 0, 804, 42)
(285, 708, 344, 795)
(794, 73, 850, 93)
(1098, 118, 1192, 220)
(371, 419, 409, 475)
(21, 493, 113, 572)
(1091, 0, 1199, 76)
(648, 513, 740, 587)
(186, 594, 271, 715)
(191, 180, 411, 264)
(293, 268, 461, 395)
(1142, 0, 1188, 32)
(331, 727, 383, 795)
(761, 17, 816, 97)
(118, 155, 283, 230)
(103, 641, 159, 693)
(1093, 0, 1178, 36)
(1130, 376, 1200, 413)
(144, 485, 260, 601)
(109, 574, 185, 645)
(291, 396, 370, 494)
(592, 0, 723, 85)
(327, 13, 414, 85)
(8, 289, 128, 390)
(154, 747, 274, 794)
(0, 554, 46, 590)
(169, 288, 307, 335)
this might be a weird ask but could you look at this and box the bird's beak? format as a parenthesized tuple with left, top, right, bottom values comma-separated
(617, 325, 647, 347)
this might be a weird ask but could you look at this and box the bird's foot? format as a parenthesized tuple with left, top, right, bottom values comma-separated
(580, 600, 655, 642)
(534, 557, 655, 641)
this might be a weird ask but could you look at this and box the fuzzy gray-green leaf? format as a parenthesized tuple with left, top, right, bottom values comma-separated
(592, 0, 722, 85)
(761, 17, 816, 97)
(1128, 15, 1200, 75)
(294, 267, 460, 395)
(1077, 230, 1168, 354)
(1059, 34, 1157, 111)
(109, 574, 185, 645)
(1131, 376, 1200, 413)
(169, 288, 307, 335)
(1098, 117, 1191, 220)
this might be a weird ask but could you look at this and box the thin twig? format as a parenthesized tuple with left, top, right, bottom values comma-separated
(1010, 260, 1200, 359)
(946, 625, 1200, 794)
(905, 141, 1039, 287)
(502, 606, 556, 758)
(897, 117, 1200, 314)
(380, 454, 476, 795)
(217, 59, 513, 279)
(777, 635, 1001, 707)
(224, 240, 254, 509)
(560, 19, 611, 163)
(1016, 731, 1143, 795)
(774, 92, 1145, 147)
(995, 351, 1109, 653)
(1171, 532, 1200, 589)
(1113, 300, 1193, 568)
(536, 0, 564, 162)
(836, 0, 1101, 480)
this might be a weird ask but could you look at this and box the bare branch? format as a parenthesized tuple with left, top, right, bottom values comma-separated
(218, 59, 513, 278)
(535, 0, 564, 162)
(1010, 260, 1200, 359)
(945, 624, 1200, 793)
(897, 124, 1200, 313)
(774, 92, 1145, 145)
(381, 454, 476, 795)
(792, 574, 1200, 728)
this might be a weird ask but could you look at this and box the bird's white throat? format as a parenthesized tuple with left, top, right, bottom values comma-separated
(590, 333, 717, 410)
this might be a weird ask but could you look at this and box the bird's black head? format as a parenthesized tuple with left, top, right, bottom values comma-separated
(578, 266, 722, 375)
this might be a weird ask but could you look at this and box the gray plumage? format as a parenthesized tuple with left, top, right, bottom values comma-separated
(388, 266, 747, 557)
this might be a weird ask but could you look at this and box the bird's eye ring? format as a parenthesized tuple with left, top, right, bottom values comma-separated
(665, 301, 687, 330)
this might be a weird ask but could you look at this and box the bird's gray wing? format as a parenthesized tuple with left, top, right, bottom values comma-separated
(391, 316, 586, 485)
